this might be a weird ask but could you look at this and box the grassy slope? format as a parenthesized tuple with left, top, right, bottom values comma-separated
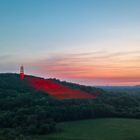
(35, 118, 140, 140)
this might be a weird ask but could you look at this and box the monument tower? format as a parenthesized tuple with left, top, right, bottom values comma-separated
(20, 65, 24, 78)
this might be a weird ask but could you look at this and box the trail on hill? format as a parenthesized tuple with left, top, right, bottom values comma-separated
(27, 77, 96, 99)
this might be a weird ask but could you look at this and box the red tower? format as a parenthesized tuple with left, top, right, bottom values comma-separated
(20, 65, 24, 78)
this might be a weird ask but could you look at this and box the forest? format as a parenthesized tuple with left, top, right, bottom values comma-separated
(0, 73, 140, 140)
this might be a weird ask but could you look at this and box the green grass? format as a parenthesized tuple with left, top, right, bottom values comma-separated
(34, 118, 140, 140)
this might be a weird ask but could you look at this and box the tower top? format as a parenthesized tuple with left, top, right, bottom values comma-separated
(20, 65, 24, 78)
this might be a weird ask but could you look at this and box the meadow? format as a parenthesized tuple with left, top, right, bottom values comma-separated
(36, 118, 140, 140)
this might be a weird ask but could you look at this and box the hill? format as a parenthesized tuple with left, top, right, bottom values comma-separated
(0, 73, 140, 139)
(0, 73, 100, 99)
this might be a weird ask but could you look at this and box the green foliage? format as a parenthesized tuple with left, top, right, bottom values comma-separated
(0, 73, 140, 139)
(0, 74, 57, 138)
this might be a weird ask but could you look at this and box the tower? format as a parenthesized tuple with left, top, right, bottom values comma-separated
(20, 65, 24, 78)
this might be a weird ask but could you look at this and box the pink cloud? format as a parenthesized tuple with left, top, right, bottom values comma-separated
(26, 51, 140, 85)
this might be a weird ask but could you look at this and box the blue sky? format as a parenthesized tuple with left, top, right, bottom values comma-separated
(0, 0, 140, 85)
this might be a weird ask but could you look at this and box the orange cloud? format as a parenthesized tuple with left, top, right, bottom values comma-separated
(27, 51, 140, 85)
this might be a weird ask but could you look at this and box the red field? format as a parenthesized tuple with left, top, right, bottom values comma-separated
(28, 77, 96, 99)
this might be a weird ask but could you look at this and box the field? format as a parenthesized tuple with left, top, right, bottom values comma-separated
(34, 118, 140, 140)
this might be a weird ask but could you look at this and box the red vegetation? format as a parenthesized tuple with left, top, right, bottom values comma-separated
(28, 77, 96, 99)
(20, 73, 24, 79)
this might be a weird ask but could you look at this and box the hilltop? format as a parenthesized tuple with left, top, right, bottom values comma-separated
(0, 73, 103, 99)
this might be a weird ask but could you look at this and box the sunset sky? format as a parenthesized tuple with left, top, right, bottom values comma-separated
(0, 0, 140, 85)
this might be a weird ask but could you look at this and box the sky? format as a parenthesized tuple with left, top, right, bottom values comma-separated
(0, 0, 140, 85)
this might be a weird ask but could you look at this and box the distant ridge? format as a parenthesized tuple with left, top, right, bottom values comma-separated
(135, 85, 140, 87)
